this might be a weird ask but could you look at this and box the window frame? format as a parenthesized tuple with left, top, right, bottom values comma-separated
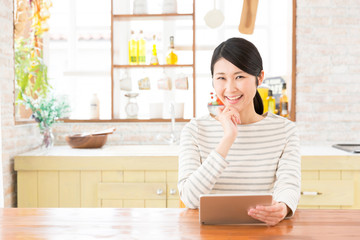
(14, 0, 296, 124)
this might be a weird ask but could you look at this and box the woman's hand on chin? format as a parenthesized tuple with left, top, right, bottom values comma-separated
(215, 105, 241, 140)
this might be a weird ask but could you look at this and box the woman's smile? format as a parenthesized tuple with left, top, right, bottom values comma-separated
(225, 94, 244, 104)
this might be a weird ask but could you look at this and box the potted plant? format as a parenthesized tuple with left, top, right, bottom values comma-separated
(20, 93, 70, 148)
(14, 0, 52, 119)
(15, 38, 51, 118)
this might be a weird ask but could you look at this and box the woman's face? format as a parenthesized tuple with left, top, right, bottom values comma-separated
(213, 58, 263, 114)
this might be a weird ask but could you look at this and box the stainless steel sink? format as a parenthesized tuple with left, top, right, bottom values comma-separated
(332, 144, 360, 153)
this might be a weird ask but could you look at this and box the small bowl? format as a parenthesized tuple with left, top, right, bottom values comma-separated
(65, 134, 108, 148)
(207, 104, 224, 117)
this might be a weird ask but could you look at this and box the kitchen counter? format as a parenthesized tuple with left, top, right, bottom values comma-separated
(14, 145, 360, 209)
(17, 144, 360, 157)
(16, 145, 180, 157)
(301, 145, 359, 156)
(1, 208, 360, 239)
(15, 144, 360, 171)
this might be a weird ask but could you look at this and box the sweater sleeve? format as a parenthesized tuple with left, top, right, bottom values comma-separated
(273, 120, 301, 217)
(177, 120, 229, 209)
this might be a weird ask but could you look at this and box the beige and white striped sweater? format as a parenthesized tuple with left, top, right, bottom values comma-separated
(178, 112, 301, 215)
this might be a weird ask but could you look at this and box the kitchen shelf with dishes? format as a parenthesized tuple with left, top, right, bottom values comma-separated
(111, 0, 196, 122)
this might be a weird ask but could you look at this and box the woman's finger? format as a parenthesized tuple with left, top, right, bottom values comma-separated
(248, 211, 281, 226)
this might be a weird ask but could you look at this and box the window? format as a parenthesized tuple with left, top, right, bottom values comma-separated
(47, 0, 111, 119)
(16, 0, 293, 121)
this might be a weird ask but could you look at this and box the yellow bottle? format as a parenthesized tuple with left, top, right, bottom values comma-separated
(257, 84, 270, 114)
(166, 36, 178, 65)
(267, 89, 276, 114)
(128, 30, 138, 65)
(137, 30, 146, 65)
(150, 35, 159, 65)
(279, 83, 289, 118)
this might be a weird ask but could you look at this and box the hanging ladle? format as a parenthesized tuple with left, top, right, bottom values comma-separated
(204, 0, 224, 29)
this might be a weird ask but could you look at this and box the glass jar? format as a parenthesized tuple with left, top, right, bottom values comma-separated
(41, 127, 54, 149)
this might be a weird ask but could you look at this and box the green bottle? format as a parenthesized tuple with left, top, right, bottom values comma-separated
(137, 30, 146, 65)
(267, 89, 276, 114)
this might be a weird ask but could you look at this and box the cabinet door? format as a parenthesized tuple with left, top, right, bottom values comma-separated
(167, 182, 179, 208)
(98, 182, 167, 208)
(299, 180, 354, 207)
(166, 171, 180, 208)
(17, 171, 38, 207)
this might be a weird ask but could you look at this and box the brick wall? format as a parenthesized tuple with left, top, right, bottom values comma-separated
(1, 0, 360, 207)
(296, 0, 360, 144)
(0, 0, 41, 207)
(52, 121, 186, 145)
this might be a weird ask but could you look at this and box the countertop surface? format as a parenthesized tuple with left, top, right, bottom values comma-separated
(1, 208, 360, 239)
(17, 145, 180, 157)
(17, 144, 359, 157)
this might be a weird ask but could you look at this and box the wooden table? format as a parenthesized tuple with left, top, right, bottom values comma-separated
(1, 208, 360, 239)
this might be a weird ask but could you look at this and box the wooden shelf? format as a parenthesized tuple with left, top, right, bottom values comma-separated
(111, 0, 196, 121)
(61, 118, 191, 123)
(113, 13, 193, 21)
(114, 64, 193, 68)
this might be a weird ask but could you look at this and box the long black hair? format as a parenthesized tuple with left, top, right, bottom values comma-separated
(210, 37, 264, 115)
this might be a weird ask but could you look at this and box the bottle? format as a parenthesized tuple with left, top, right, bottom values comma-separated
(137, 30, 146, 65)
(150, 35, 159, 65)
(279, 83, 289, 118)
(267, 90, 276, 114)
(133, 0, 147, 14)
(162, 0, 177, 14)
(257, 83, 270, 114)
(89, 93, 100, 119)
(166, 36, 178, 65)
(128, 30, 138, 65)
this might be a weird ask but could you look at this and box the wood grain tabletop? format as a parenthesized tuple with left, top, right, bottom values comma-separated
(1, 208, 360, 239)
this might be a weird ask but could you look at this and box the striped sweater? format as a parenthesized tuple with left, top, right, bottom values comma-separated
(178, 112, 301, 215)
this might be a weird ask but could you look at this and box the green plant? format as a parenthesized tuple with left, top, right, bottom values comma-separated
(20, 94, 70, 132)
(14, 37, 51, 102)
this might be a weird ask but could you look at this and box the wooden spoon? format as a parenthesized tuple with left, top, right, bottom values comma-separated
(79, 128, 116, 137)
(239, 0, 259, 34)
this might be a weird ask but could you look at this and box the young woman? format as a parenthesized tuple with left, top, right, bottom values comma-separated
(178, 37, 300, 226)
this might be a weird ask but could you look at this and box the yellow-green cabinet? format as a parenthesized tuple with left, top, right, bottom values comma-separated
(15, 146, 180, 208)
(15, 145, 360, 209)
(298, 147, 360, 209)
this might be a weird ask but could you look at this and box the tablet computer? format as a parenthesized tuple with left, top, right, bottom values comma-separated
(199, 193, 273, 225)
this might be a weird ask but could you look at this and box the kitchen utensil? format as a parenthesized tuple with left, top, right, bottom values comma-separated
(149, 103, 163, 119)
(162, 0, 177, 14)
(156, 102, 178, 144)
(175, 76, 188, 90)
(65, 128, 115, 148)
(65, 134, 108, 148)
(239, 0, 259, 34)
(79, 127, 116, 137)
(332, 144, 360, 153)
(207, 104, 223, 117)
(204, 0, 224, 29)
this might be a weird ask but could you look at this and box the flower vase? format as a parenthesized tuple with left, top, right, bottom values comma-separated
(41, 127, 54, 149)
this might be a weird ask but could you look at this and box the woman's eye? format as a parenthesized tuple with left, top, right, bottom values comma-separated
(217, 77, 225, 80)
(236, 75, 244, 79)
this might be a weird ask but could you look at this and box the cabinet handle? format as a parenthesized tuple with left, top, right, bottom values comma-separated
(170, 189, 177, 195)
(301, 191, 322, 196)
(156, 189, 163, 195)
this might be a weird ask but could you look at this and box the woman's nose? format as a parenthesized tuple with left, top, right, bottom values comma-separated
(225, 79, 237, 90)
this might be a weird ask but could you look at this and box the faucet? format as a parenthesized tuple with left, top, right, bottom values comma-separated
(168, 101, 178, 144)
